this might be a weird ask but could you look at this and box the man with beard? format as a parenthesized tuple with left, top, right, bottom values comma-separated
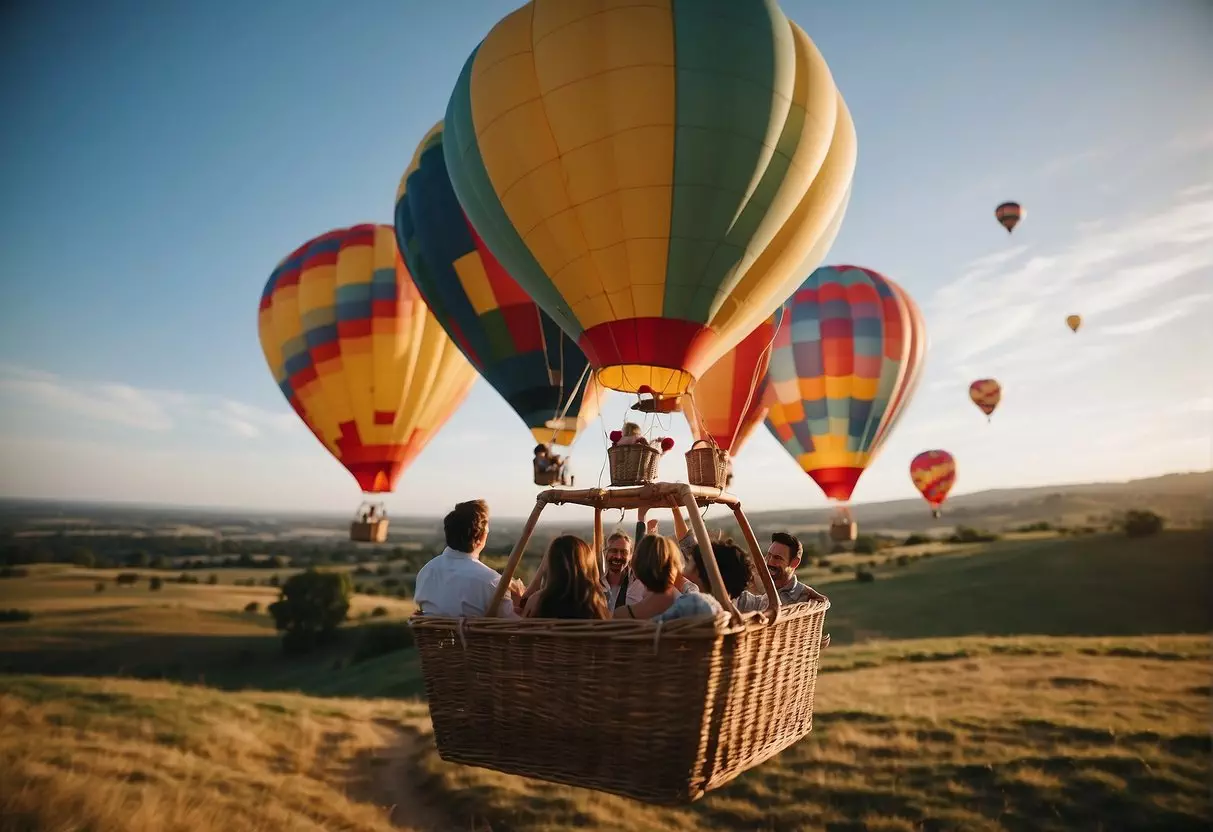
(764, 532, 827, 606)
(603, 530, 644, 611)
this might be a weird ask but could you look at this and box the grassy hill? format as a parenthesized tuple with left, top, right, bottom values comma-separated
(0, 530, 1209, 830)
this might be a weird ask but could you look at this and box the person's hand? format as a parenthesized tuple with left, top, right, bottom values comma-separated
(508, 578, 526, 600)
(806, 586, 828, 604)
(646, 518, 660, 536)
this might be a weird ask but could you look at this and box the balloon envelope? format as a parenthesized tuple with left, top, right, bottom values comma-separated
(995, 201, 1022, 233)
(765, 265, 927, 502)
(1066, 314, 1082, 332)
(443, 0, 857, 397)
(910, 449, 956, 510)
(396, 121, 605, 448)
(258, 224, 477, 493)
(969, 378, 1001, 418)
(686, 311, 784, 454)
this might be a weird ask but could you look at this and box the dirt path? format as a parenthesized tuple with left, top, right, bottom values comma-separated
(358, 721, 463, 832)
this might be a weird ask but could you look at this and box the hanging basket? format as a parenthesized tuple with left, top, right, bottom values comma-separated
(685, 439, 729, 489)
(607, 443, 662, 486)
(350, 518, 389, 543)
(534, 468, 562, 486)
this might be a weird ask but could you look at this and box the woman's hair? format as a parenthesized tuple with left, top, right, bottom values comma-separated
(622, 421, 642, 436)
(632, 534, 680, 593)
(689, 540, 753, 599)
(535, 535, 608, 620)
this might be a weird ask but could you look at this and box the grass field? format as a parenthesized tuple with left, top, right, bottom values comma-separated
(0, 530, 1209, 830)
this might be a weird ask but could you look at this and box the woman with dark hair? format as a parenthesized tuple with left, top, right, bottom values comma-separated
(522, 535, 608, 620)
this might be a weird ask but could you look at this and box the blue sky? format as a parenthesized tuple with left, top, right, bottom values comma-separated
(1, 0, 1210, 520)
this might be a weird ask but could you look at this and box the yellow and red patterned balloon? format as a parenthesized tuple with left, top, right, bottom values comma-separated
(969, 378, 1001, 420)
(258, 224, 477, 493)
(910, 449, 956, 517)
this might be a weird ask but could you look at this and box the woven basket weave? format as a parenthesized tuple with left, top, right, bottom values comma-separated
(411, 600, 828, 804)
(685, 439, 729, 489)
(607, 442, 661, 486)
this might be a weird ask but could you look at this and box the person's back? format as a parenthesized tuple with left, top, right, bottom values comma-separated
(415, 499, 521, 618)
(528, 535, 608, 620)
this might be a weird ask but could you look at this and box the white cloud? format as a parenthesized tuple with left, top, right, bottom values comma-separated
(1100, 292, 1213, 337)
(1168, 126, 1213, 154)
(0, 366, 293, 439)
(925, 186, 1213, 380)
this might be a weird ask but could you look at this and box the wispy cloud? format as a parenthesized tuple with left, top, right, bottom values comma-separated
(1100, 292, 1213, 337)
(926, 185, 1213, 378)
(1167, 126, 1213, 155)
(0, 366, 293, 439)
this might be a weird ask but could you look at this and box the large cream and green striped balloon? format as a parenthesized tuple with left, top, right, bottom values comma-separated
(443, 0, 856, 397)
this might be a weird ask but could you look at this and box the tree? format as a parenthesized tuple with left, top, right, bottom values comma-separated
(1122, 509, 1164, 538)
(71, 547, 96, 568)
(268, 569, 352, 655)
(149, 576, 163, 591)
(853, 536, 878, 555)
(206, 574, 218, 585)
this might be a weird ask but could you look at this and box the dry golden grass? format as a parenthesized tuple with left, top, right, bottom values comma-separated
(0, 677, 441, 832)
(1, 635, 1209, 832)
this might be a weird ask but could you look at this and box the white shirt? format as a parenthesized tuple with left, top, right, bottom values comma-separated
(414, 547, 518, 618)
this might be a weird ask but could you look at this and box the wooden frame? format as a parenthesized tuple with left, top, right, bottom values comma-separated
(486, 481, 781, 623)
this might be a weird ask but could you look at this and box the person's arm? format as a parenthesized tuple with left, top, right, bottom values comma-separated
(522, 590, 542, 618)
(614, 590, 676, 620)
(670, 505, 689, 541)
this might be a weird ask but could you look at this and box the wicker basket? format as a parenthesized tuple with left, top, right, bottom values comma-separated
(350, 518, 388, 543)
(607, 442, 661, 486)
(686, 439, 729, 489)
(533, 467, 561, 486)
(411, 601, 828, 804)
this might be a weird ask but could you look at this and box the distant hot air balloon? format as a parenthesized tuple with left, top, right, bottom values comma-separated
(765, 265, 927, 503)
(969, 378, 1001, 421)
(395, 121, 606, 451)
(910, 450, 956, 518)
(443, 0, 857, 397)
(995, 202, 1022, 233)
(1066, 314, 1082, 333)
(685, 311, 784, 456)
(258, 224, 477, 499)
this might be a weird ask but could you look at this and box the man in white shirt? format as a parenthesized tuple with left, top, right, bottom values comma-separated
(414, 499, 525, 618)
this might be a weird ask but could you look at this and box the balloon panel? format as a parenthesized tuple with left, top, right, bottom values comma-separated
(396, 122, 603, 448)
(444, 0, 857, 396)
(910, 449, 956, 508)
(257, 224, 477, 493)
(765, 265, 926, 502)
(995, 201, 1022, 232)
(686, 312, 783, 454)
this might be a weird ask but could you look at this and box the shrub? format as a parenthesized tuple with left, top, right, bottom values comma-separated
(855, 569, 876, 583)
(903, 533, 930, 546)
(268, 569, 352, 656)
(149, 576, 163, 591)
(115, 572, 139, 586)
(370, 606, 389, 618)
(0, 609, 33, 623)
(1014, 521, 1053, 533)
(816, 558, 832, 568)
(381, 577, 400, 589)
(1122, 509, 1164, 538)
(830, 565, 846, 574)
(95, 581, 106, 592)
(896, 554, 911, 567)
(853, 536, 878, 555)
(948, 526, 1000, 544)
(207, 574, 218, 585)
(376, 564, 392, 577)
(352, 621, 415, 664)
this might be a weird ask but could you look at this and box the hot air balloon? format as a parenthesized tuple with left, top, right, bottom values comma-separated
(969, 378, 1001, 421)
(1066, 314, 1082, 333)
(395, 121, 606, 482)
(995, 202, 1022, 233)
(686, 311, 785, 456)
(258, 224, 477, 539)
(443, 0, 857, 398)
(765, 265, 927, 508)
(910, 450, 956, 518)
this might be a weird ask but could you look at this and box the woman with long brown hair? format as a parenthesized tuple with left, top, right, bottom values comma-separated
(522, 535, 609, 620)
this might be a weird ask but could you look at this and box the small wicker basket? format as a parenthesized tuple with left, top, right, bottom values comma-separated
(607, 442, 662, 486)
(533, 467, 561, 486)
(685, 439, 729, 489)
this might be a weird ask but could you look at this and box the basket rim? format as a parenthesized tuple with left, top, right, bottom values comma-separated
(409, 596, 828, 640)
